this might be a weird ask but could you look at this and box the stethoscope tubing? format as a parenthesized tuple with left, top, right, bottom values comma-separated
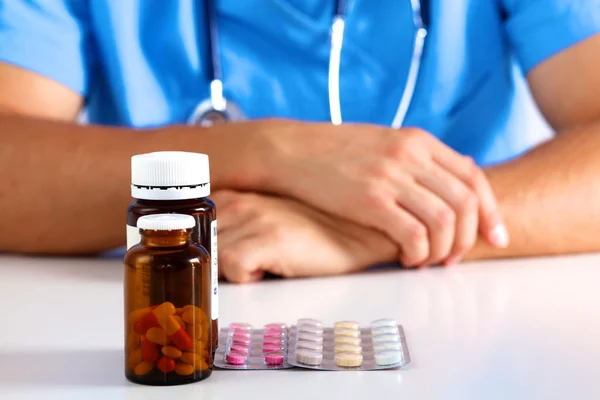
(190, 0, 428, 128)
(390, 0, 428, 129)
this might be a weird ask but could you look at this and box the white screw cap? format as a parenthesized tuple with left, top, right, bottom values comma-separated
(131, 151, 210, 200)
(137, 214, 196, 231)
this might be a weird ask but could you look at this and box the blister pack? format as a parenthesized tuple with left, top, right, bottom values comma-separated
(214, 322, 293, 370)
(287, 318, 411, 370)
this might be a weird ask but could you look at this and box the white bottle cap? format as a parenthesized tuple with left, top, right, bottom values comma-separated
(131, 151, 211, 200)
(137, 214, 196, 231)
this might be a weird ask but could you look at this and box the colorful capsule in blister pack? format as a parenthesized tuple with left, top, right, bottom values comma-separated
(214, 323, 293, 370)
(287, 318, 411, 371)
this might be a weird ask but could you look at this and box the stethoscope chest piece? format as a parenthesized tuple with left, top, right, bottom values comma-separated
(187, 97, 244, 127)
(188, 0, 244, 127)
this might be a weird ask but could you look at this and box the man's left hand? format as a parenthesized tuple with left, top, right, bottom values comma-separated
(211, 190, 397, 283)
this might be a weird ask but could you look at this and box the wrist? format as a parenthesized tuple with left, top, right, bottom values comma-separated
(252, 119, 307, 195)
(154, 121, 282, 191)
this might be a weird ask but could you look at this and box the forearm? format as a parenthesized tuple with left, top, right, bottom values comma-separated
(0, 115, 273, 254)
(466, 121, 600, 260)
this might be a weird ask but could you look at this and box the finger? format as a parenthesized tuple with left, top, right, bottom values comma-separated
(210, 190, 242, 233)
(396, 183, 455, 266)
(217, 204, 268, 257)
(217, 209, 261, 246)
(218, 221, 254, 251)
(219, 233, 266, 284)
(212, 192, 258, 233)
(432, 149, 508, 248)
(413, 165, 479, 265)
(373, 202, 429, 267)
(217, 203, 265, 283)
(209, 190, 237, 209)
(218, 219, 257, 282)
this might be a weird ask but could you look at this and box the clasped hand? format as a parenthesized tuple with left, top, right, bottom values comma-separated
(216, 123, 508, 282)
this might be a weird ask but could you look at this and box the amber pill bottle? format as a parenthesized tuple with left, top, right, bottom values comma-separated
(124, 214, 212, 385)
(127, 152, 218, 354)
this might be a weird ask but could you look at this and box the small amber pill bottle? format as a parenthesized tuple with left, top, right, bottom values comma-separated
(124, 214, 212, 385)
(127, 152, 218, 354)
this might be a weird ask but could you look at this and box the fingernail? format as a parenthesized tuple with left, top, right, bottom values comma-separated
(490, 224, 509, 248)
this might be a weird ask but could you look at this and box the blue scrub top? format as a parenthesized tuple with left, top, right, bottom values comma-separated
(1, 0, 599, 166)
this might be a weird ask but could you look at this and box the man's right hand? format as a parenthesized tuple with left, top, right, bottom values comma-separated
(261, 121, 509, 267)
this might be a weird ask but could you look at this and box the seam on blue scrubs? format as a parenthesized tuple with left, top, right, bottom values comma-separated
(503, 0, 600, 73)
(0, 0, 95, 95)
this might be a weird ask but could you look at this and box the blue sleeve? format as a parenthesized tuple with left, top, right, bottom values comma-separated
(0, 0, 96, 95)
(502, 0, 600, 73)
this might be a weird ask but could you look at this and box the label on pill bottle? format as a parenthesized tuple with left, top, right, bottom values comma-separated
(126, 224, 140, 250)
(211, 219, 218, 320)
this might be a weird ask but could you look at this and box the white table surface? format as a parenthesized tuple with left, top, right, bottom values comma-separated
(0, 254, 599, 400)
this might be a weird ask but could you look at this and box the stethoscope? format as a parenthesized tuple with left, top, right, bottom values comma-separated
(188, 0, 429, 128)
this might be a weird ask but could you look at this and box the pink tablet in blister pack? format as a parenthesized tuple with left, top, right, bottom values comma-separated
(214, 322, 293, 370)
